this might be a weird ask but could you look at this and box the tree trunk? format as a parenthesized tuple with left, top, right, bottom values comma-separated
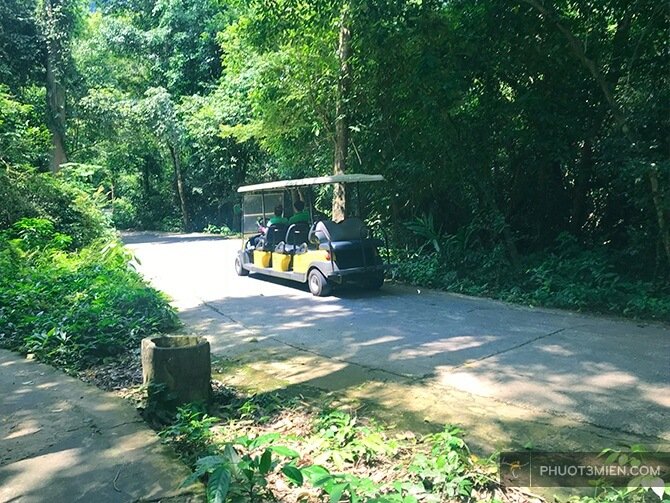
(332, 7, 351, 222)
(168, 144, 190, 232)
(43, 0, 67, 173)
(571, 139, 593, 234)
(141, 336, 211, 408)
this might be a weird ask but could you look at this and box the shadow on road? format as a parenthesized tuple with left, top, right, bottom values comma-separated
(180, 287, 670, 451)
(125, 232, 670, 451)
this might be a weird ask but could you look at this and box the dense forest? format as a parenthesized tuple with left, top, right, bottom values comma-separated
(1, 0, 669, 318)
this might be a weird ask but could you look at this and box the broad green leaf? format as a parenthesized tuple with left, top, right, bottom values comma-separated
(249, 433, 280, 449)
(329, 482, 348, 503)
(195, 455, 226, 473)
(281, 464, 304, 486)
(259, 448, 272, 475)
(207, 466, 231, 503)
(270, 445, 300, 458)
(302, 464, 331, 484)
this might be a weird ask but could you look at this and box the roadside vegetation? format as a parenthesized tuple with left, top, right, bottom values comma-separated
(1, 0, 668, 321)
(0, 168, 664, 502)
(391, 228, 670, 322)
(154, 387, 666, 503)
(0, 169, 179, 372)
(0, 0, 668, 498)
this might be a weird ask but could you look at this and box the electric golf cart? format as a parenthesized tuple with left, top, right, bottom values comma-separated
(234, 174, 391, 296)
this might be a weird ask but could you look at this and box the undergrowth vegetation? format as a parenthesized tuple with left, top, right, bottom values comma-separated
(393, 218, 670, 322)
(0, 169, 179, 372)
(161, 397, 504, 503)
(157, 391, 668, 503)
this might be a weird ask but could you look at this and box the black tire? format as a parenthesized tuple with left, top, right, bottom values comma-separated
(235, 255, 249, 276)
(308, 268, 332, 296)
(365, 271, 385, 290)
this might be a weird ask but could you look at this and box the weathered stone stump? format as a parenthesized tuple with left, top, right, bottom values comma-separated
(141, 336, 211, 408)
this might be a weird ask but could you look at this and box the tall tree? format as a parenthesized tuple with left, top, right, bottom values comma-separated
(519, 0, 670, 265)
(139, 87, 190, 231)
(332, 4, 351, 222)
(37, 0, 80, 172)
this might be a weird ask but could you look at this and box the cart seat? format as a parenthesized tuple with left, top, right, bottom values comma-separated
(258, 224, 288, 250)
(310, 218, 369, 244)
(319, 238, 383, 251)
(285, 222, 310, 246)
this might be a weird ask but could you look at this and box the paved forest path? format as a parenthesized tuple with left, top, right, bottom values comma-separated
(125, 232, 670, 452)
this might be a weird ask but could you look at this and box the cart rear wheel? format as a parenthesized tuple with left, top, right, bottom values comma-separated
(235, 255, 249, 276)
(308, 268, 331, 296)
(365, 271, 385, 290)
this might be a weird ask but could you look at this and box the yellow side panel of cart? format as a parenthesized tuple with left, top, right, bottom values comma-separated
(272, 252, 291, 272)
(253, 250, 272, 267)
(293, 250, 329, 274)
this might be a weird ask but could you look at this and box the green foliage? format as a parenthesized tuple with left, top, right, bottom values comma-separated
(0, 0, 42, 89)
(564, 446, 670, 503)
(0, 219, 179, 371)
(170, 406, 499, 503)
(303, 465, 387, 503)
(0, 167, 109, 248)
(203, 224, 235, 237)
(408, 426, 495, 500)
(181, 433, 300, 503)
(405, 214, 444, 254)
(394, 229, 670, 321)
(315, 409, 396, 470)
(164, 400, 663, 503)
(0, 86, 50, 169)
(3, 0, 668, 317)
(159, 404, 219, 462)
(111, 197, 137, 229)
(10, 217, 70, 250)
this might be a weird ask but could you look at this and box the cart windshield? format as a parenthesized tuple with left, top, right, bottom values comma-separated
(242, 192, 283, 235)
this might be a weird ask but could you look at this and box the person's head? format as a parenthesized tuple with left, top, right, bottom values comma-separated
(274, 205, 283, 217)
(294, 200, 305, 212)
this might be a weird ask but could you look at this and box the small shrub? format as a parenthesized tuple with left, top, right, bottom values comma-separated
(111, 197, 137, 229)
(203, 223, 235, 236)
(0, 167, 109, 248)
(159, 404, 219, 462)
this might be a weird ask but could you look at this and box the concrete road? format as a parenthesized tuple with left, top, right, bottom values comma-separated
(0, 350, 203, 503)
(124, 232, 670, 450)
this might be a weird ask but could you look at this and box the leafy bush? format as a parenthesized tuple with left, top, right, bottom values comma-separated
(182, 433, 301, 503)
(0, 86, 51, 170)
(394, 228, 670, 322)
(159, 404, 219, 462)
(111, 197, 137, 230)
(203, 223, 236, 237)
(167, 403, 498, 503)
(0, 218, 179, 371)
(0, 167, 109, 248)
(167, 398, 659, 503)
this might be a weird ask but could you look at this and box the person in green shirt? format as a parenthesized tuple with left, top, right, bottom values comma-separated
(256, 205, 288, 238)
(268, 205, 289, 226)
(289, 200, 310, 224)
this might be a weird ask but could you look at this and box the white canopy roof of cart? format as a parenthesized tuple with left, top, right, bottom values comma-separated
(237, 174, 384, 193)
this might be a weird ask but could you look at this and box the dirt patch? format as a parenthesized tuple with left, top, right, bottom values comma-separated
(78, 350, 143, 391)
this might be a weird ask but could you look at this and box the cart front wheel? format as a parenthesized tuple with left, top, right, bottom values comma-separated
(308, 269, 331, 296)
